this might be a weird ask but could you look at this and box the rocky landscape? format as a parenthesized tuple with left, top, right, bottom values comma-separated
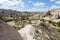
(0, 8, 60, 40)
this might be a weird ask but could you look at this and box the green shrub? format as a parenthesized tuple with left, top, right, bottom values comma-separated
(48, 20, 56, 26)
(40, 19, 44, 21)
(1, 17, 13, 22)
(56, 21, 60, 27)
(48, 20, 52, 23)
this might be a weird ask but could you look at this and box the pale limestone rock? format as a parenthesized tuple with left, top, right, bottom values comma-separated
(18, 24, 35, 40)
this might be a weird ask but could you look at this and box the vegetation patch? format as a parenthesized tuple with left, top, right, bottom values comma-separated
(48, 20, 56, 26)
(56, 21, 60, 27)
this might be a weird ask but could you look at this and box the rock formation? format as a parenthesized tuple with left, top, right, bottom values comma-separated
(43, 8, 60, 19)
(18, 22, 59, 40)
(0, 20, 23, 40)
(18, 24, 35, 40)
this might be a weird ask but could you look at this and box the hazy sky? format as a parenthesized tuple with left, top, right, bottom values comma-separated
(0, 0, 60, 12)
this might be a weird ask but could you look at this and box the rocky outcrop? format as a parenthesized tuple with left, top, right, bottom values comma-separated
(43, 8, 60, 19)
(18, 22, 59, 40)
(0, 20, 23, 40)
(18, 24, 35, 40)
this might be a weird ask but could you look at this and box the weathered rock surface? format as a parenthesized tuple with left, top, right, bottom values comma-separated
(43, 8, 60, 19)
(51, 8, 60, 19)
(18, 22, 59, 40)
(18, 24, 35, 40)
(0, 20, 23, 40)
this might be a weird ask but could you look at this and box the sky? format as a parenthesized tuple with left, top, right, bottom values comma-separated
(0, 0, 60, 12)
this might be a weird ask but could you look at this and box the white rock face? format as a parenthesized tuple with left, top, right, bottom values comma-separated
(18, 23, 59, 40)
(18, 24, 35, 40)
(51, 9, 60, 19)
(43, 8, 60, 20)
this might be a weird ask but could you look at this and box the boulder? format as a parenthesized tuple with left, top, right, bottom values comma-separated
(0, 20, 23, 40)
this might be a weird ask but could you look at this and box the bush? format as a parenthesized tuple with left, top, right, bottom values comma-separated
(48, 20, 52, 23)
(48, 20, 56, 26)
(0, 17, 13, 22)
(40, 19, 44, 21)
(56, 21, 60, 27)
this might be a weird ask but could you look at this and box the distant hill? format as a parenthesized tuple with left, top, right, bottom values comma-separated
(0, 9, 44, 16)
